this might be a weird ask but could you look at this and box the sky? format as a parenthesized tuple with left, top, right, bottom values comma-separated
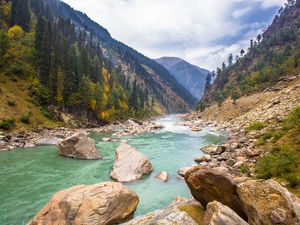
(62, 0, 286, 70)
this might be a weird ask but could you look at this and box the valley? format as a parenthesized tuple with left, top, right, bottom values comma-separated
(0, 0, 300, 225)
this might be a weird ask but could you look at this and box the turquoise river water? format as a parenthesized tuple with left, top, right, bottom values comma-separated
(0, 115, 226, 225)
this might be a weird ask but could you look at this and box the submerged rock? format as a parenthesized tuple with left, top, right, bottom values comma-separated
(110, 143, 153, 182)
(191, 127, 202, 132)
(185, 166, 247, 219)
(27, 182, 139, 225)
(58, 133, 101, 160)
(123, 197, 203, 225)
(237, 179, 300, 225)
(203, 201, 249, 225)
(156, 171, 169, 182)
(102, 137, 112, 142)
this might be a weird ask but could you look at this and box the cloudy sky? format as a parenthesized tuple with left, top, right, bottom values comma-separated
(62, 0, 285, 70)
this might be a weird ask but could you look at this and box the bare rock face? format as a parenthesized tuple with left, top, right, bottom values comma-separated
(110, 143, 153, 182)
(27, 182, 139, 225)
(203, 201, 249, 225)
(237, 179, 300, 225)
(123, 197, 203, 225)
(185, 166, 247, 219)
(58, 133, 101, 160)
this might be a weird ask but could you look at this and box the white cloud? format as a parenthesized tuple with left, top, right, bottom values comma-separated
(255, 0, 285, 8)
(62, 0, 285, 70)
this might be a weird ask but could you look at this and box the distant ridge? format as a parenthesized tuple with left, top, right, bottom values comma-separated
(156, 57, 210, 100)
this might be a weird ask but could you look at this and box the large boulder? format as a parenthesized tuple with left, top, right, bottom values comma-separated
(58, 133, 101, 160)
(203, 201, 249, 225)
(110, 143, 153, 182)
(27, 182, 139, 225)
(123, 197, 203, 225)
(237, 179, 300, 225)
(185, 167, 247, 219)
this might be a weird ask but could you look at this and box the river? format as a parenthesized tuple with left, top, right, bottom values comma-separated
(0, 115, 226, 225)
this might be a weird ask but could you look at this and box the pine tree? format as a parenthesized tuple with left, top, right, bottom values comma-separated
(11, 0, 31, 32)
(35, 17, 52, 87)
(129, 80, 138, 111)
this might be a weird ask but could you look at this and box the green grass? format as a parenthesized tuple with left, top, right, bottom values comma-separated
(246, 121, 266, 132)
(0, 118, 15, 130)
(256, 147, 296, 181)
(178, 204, 205, 224)
(256, 107, 300, 189)
(282, 107, 300, 131)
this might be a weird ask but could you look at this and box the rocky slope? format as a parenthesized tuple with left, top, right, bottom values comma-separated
(156, 57, 210, 99)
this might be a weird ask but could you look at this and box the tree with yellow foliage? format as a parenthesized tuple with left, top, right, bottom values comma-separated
(7, 25, 24, 40)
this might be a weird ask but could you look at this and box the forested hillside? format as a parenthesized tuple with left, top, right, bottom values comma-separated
(199, 0, 300, 110)
(0, 0, 196, 131)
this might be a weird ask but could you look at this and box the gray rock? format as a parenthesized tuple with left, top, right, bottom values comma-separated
(58, 133, 101, 160)
(27, 182, 139, 225)
(201, 144, 226, 155)
(123, 197, 202, 225)
(203, 201, 249, 225)
(110, 143, 153, 182)
(0, 144, 10, 152)
(156, 171, 169, 182)
(237, 179, 300, 225)
(177, 166, 193, 177)
(36, 138, 62, 146)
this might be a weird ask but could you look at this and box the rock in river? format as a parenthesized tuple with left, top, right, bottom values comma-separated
(27, 182, 139, 225)
(185, 166, 247, 219)
(203, 201, 249, 225)
(201, 144, 226, 155)
(58, 133, 101, 160)
(110, 143, 153, 182)
(156, 171, 169, 182)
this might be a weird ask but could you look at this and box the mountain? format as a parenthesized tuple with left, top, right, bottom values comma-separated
(0, 0, 197, 130)
(199, 1, 300, 110)
(44, 0, 197, 111)
(156, 57, 210, 100)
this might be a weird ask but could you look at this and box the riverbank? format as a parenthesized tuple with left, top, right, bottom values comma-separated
(0, 118, 164, 152)
(182, 75, 300, 195)
(0, 115, 227, 225)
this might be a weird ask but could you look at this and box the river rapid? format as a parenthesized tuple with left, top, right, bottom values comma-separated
(0, 115, 226, 225)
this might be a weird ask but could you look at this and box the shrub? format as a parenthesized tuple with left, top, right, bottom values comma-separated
(285, 173, 300, 187)
(0, 118, 15, 130)
(283, 107, 300, 131)
(240, 164, 251, 174)
(7, 100, 16, 107)
(246, 122, 266, 132)
(20, 112, 31, 124)
(256, 147, 296, 180)
(41, 108, 54, 120)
